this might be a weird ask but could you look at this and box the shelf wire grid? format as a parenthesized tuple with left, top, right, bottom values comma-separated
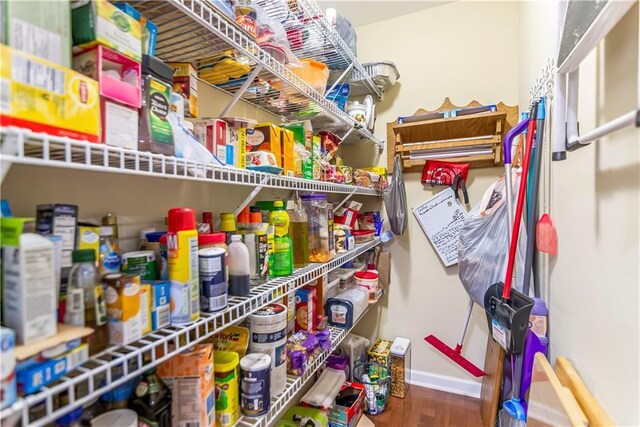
(126, 0, 382, 147)
(0, 238, 381, 427)
(0, 127, 380, 196)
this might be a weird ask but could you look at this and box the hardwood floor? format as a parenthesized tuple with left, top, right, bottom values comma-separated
(369, 385, 482, 427)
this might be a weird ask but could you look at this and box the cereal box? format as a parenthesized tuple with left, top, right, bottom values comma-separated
(367, 338, 393, 370)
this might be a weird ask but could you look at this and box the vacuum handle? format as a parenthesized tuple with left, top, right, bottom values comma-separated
(503, 103, 538, 299)
(503, 118, 530, 165)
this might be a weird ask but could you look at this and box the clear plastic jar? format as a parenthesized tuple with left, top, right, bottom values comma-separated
(301, 194, 335, 263)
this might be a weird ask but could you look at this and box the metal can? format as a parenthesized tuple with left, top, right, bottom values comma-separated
(122, 251, 158, 281)
(240, 353, 271, 417)
(198, 247, 228, 313)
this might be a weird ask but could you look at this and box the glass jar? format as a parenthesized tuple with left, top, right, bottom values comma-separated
(301, 194, 334, 263)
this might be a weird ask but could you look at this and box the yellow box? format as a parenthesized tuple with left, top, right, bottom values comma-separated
(139, 283, 152, 335)
(105, 274, 141, 345)
(159, 344, 215, 427)
(248, 123, 282, 166)
(280, 128, 295, 176)
(0, 45, 100, 142)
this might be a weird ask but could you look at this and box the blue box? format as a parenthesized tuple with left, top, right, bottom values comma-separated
(115, 3, 158, 56)
(147, 280, 170, 330)
(17, 344, 88, 394)
(0, 327, 16, 409)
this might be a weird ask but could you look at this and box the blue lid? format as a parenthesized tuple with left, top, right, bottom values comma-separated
(300, 194, 327, 200)
(537, 97, 546, 119)
(0, 199, 12, 217)
(55, 406, 83, 426)
(146, 231, 166, 242)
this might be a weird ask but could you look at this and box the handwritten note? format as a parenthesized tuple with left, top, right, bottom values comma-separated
(412, 188, 466, 267)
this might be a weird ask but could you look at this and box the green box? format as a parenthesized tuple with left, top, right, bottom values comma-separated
(1, 0, 72, 67)
(71, 0, 141, 62)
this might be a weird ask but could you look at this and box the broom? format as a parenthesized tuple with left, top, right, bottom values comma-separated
(425, 298, 486, 377)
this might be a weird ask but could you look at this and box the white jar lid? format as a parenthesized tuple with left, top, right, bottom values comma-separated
(240, 352, 272, 371)
(92, 409, 137, 427)
(391, 337, 411, 356)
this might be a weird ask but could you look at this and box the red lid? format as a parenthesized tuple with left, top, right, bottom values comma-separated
(198, 232, 226, 246)
(159, 234, 167, 245)
(355, 271, 378, 280)
(250, 212, 262, 223)
(237, 206, 250, 224)
(168, 208, 196, 232)
(351, 230, 374, 236)
(202, 212, 213, 222)
(367, 263, 377, 270)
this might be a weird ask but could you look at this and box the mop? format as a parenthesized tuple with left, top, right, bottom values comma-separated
(425, 176, 485, 378)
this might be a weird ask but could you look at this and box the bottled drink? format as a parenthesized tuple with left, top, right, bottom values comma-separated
(65, 249, 109, 355)
(228, 235, 251, 297)
(269, 201, 293, 276)
(129, 368, 172, 427)
(99, 226, 121, 276)
(289, 199, 309, 268)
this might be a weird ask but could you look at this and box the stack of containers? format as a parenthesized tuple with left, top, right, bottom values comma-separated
(247, 304, 288, 397)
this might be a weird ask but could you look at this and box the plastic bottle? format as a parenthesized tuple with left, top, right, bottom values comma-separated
(128, 367, 172, 427)
(228, 235, 251, 297)
(237, 207, 250, 233)
(102, 213, 119, 246)
(202, 212, 214, 233)
(138, 228, 156, 251)
(250, 210, 268, 284)
(167, 208, 200, 324)
(289, 199, 309, 268)
(158, 234, 169, 281)
(269, 201, 293, 277)
(220, 213, 237, 245)
(99, 226, 121, 276)
(529, 297, 548, 338)
(266, 225, 275, 278)
(64, 249, 108, 355)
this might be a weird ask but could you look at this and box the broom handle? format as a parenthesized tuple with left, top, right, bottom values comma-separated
(456, 298, 475, 348)
(503, 103, 538, 299)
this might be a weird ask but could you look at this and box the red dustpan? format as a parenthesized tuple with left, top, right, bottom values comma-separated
(425, 299, 486, 377)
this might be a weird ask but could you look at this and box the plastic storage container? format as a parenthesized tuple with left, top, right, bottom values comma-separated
(336, 333, 370, 382)
(287, 59, 329, 94)
(301, 194, 334, 263)
(325, 287, 368, 329)
(390, 337, 411, 399)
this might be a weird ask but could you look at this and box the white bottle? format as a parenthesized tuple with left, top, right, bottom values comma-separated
(228, 235, 251, 297)
(243, 233, 257, 282)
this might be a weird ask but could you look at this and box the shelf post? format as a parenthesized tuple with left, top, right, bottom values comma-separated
(325, 63, 354, 97)
(234, 176, 270, 216)
(219, 65, 263, 117)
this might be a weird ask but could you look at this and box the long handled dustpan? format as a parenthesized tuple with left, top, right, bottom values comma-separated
(484, 102, 537, 356)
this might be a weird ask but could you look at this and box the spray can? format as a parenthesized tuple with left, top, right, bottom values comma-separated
(167, 208, 200, 325)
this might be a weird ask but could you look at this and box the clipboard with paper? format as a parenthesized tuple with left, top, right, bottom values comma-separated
(412, 187, 466, 267)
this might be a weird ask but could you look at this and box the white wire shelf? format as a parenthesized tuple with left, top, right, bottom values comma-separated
(236, 295, 380, 427)
(0, 238, 381, 427)
(127, 0, 384, 148)
(0, 127, 380, 196)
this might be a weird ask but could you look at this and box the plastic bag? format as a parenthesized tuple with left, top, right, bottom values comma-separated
(421, 160, 470, 188)
(458, 173, 528, 305)
(382, 156, 408, 236)
(169, 113, 224, 177)
(536, 213, 558, 255)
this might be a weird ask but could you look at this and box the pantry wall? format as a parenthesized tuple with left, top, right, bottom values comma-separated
(341, 0, 521, 395)
(518, 2, 639, 425)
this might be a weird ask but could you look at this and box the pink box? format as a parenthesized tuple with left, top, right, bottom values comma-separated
(73, 45, 141, 108)
(194, 119, 227, 165)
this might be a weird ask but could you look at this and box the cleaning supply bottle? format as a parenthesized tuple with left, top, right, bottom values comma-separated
(167, 208, 200, 324)
(266, 225, 275, 278)
(250, 209, 268, 284)
(99, 226, 121, 276)
(269, 201, 293, 277)
(220, 213, 237, 245)
(228, 235, 251, 297)
(289, 199, 309, 268)
(65, 249, 108, 355)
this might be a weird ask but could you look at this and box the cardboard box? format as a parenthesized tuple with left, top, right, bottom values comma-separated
(312, 135, 322, 180)
(1, 0, 72, 67)
(106, 274, 142, 345)
(71, 0, 142, 62)
(368, 338, 393, 369)
(146, 280, 171, 330)
(295, 287, 317, 333)
(377, 252, 391, 288)
(139, 283, 152, 335)
(247, 123, 282, 164)
(159, 344, 215, 427)
(328, 382, 365, 427)
(0, 45, 100, 143)
(36, 204, 78, 269)
(1, 218, 57, 345)
(195, 119, 227, 164)
(139, 75, 174, 153)
(115, 3, 158, 56)
(74, 45, 142, 108)
(77, 224, 100, 262)
(280, 128, 296, 176)
(101, 98, 139, 150)
(16, 343, 88, 394)
(0, 327, 17, 409)
(168, 62, 198, 118)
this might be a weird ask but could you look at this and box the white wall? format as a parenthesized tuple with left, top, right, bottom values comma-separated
(518, 1, 640, 425)
(349, 1, 521, 393)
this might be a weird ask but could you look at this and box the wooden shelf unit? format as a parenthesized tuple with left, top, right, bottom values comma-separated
(387, 99, 519, 172)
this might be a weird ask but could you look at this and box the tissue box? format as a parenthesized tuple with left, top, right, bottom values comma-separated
(0, 45, 100, 143)
(71, 0, 142, 61)
(101, 98, 139, 150)
(73, 45, 142, 108)
(328, 382, 365, 427)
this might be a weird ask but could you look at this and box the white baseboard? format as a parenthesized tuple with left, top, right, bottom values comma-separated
(408, 369, 482, 398)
